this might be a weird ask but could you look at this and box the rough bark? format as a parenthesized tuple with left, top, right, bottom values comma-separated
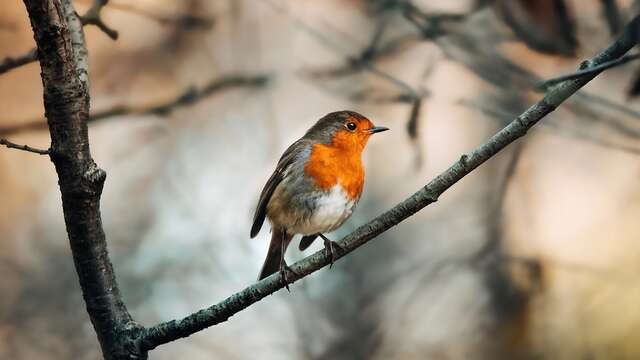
(21, 1, 139, 359)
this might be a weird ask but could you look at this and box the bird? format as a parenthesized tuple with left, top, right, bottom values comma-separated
(250, 110, 388, 284)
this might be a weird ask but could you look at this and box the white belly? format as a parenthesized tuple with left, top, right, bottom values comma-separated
(296, 184, 356, 235)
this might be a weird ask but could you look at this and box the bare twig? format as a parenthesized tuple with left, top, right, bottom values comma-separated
(104, 2, 214, 30)
(0, 49, 38, 75)
(0, 74, 269, 136)
(135, 14, 640, 353)
(407, 98, 425, 169)
(1, 0, 116, 75)
(263, 0, 420, 99)
(401, 1, 468, 39)
(540, 53, 640, 87)
(0, 138, 49, 154)
(600, 0, 623, 35)
(81, 0, 118, 40)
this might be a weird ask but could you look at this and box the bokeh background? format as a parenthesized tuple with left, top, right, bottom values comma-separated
(1, 0, 640, 359)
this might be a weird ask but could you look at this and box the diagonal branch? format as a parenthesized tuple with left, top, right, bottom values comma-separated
(540, 53, 640, 87)
(0, 137, 49, 154)
(136, 13, 640, 353)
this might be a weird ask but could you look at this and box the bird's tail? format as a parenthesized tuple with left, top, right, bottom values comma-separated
(258, 228, 292, 280)
(298, 234, 318, 251)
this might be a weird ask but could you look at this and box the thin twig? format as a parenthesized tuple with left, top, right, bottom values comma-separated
(401, 1, 468, 39)
(540, 53, 640, 88)
(0, 0, 115, 75)
(136, 14, 640, 353)
(263, 0, 419, 99)
(0, 49, 38, 75)
(105, 2, 214, 30)
(600, 0, 623, 35)
(81, 0, 118, 40)
(0, 138, 49, 154)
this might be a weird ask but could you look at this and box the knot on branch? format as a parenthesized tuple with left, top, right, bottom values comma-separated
(113, 321, 148, 360)
(84, 161, 107, 186)
(425, 191, 439, 203)
(459, 154, 470, 171)
(579, 60, 593, 70)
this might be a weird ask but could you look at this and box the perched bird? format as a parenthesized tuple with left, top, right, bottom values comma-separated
(250, 110, 388, 282)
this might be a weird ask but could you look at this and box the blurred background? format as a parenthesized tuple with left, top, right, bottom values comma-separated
(1, 0, 640, 359)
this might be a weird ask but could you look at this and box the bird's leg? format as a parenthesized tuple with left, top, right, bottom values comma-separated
(278, 232, 299, 292)
(318, 233, 341, 268)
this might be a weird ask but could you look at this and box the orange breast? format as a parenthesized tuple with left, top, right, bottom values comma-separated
(304, 133, 365, 201)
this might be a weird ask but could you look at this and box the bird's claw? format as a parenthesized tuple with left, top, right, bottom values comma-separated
(320, 235, 341, 269)
(279, 261, 299, 292)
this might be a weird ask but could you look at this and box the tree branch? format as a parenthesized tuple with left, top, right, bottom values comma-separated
(540, 53, 640, 87)
(81, 0, 118, 40)
(0, 74, 269, 136)
(103, 2, 214, 30)
(2, 0, 115, 75)
(0, 48, 38, 75)
(136, 13, 640, 353)
(22, 1, 137, 359)
(600, 0, 622, 35)
(0, 137, 49, 154)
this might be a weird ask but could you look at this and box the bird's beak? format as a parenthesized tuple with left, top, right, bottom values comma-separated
(367, 126, 389, 134)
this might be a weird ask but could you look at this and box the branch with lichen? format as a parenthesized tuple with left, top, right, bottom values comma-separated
(135, 13, 640, 355)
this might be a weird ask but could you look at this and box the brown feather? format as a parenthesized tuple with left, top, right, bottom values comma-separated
(299, 234, 319, 251)
(250, 140, 310, 238)
(258, 227, 293, 280)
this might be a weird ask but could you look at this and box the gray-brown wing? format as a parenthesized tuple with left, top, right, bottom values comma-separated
(250, 139, 311, 238)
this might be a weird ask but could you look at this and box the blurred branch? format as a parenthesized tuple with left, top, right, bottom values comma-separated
(135, 14, 640, 353)
(540, 53, 640, 87)
(407, 98, 425, 168)
(497, 0, 578, 56)
(0, 138, 49, 154)
(0, 74, 269, 136)
(600, 0, 623, 35)
(1, 0, 117, 76)
(81, 0, 118, 40)
(264, 0, 421, 100)
(0, 49, 38, 75)
(106, 2, 214, 30)
(401, 1, 468, 39)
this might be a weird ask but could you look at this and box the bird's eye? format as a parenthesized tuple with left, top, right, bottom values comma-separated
(346, 122, 357, 131)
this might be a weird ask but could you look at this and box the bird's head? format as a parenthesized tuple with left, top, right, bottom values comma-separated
(304, 110, 389, 152)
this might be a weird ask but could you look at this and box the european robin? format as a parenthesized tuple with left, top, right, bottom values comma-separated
(250, 110, 388, 283)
